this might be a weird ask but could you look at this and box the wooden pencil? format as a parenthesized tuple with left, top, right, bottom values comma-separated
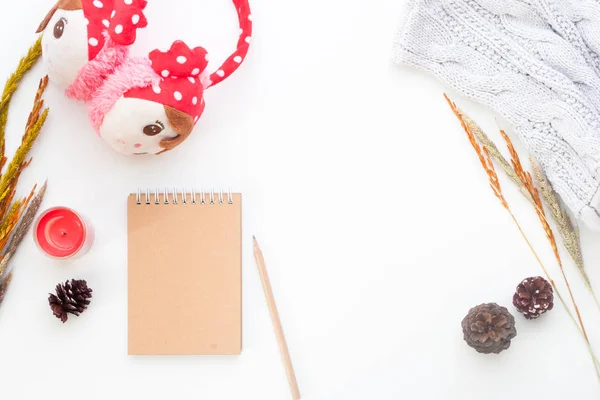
(253, 236, 302, 400)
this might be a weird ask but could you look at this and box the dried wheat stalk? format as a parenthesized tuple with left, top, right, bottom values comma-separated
(445, 94, 600, 378)
(530, 162, 581, 265)
(448, 97, 595, 301)
(0, 41, 49, 307)
(0, 181, 47, 282)
(0, 273, 12, 304)
(529, 160, 600, 312)
(456, 110, 534, 204)
(499, 129, 593, 339)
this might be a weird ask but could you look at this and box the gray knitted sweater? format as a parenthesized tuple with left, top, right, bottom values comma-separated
(394, 0, 600, 230)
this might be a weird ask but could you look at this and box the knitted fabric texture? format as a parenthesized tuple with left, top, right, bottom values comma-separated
(393, 0, 600, 230)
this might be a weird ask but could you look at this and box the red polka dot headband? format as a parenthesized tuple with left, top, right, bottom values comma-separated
(120, 0, 252, 124)
(37, 0, 252, 154)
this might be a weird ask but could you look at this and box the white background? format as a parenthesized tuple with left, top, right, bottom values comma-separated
(1, 0, 600, 398)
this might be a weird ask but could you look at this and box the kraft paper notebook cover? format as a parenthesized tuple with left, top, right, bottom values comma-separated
(127, 189, 242, 355)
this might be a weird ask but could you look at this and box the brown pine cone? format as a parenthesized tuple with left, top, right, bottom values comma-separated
(513, 276, 554, 320)
(48, 279, 93, 323)
(461, 303, 517, 354)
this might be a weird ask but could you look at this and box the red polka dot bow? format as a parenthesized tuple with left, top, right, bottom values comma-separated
(83, 0, 148, 59)
(125, 41, 209, 123)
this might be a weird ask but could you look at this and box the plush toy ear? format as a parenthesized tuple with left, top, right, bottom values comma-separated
(36, 3, 59, 33)
(159, 106, 195, 153)
(36, 0, 82, 33)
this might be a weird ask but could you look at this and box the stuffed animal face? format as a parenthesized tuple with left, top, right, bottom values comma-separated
(88, 41, 207, 155)
(37, 0, 147, 90)
(99, 98, 194, 155)
(40, 9, 89, 89)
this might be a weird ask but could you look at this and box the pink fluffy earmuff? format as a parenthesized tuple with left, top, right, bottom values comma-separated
(37, 0, 252, 155)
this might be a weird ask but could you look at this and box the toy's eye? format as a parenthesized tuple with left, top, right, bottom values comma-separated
(143, 121, 165, 136)
(53, 18, 66, 39)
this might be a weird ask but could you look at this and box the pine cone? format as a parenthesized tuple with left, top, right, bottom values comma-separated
(461, 303, 517, 354)
(513, 276, 554, 320)
(48, 279, 93, 323)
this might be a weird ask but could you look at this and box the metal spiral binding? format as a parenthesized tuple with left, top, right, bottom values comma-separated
(135, 188, 235, 205)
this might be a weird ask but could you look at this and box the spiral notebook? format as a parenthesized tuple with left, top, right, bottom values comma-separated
(127, 189, 242, 356)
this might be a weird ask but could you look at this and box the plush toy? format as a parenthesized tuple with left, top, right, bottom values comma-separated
(37, 0, 251, 155)
(37, 0, 147, 89)
(87, 41, 210, 155)
(90, 0, 251, 155)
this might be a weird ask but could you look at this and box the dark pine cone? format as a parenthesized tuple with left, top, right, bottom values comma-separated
(461, 303, 517, 354)
(48, 279, 93, 323)
(513, 276, 554, 320)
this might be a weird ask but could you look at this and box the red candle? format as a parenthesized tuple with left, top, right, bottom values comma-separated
(34, 207, 93, 259)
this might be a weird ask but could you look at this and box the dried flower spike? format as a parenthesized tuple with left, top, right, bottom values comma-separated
(461, 303, 517, 354)
(513, 276, 554, 320)
(445, 94, 600, 378)
(0, 39, 49, 309)
(48, 279, 92, 323)
(0, 273, 12, 305)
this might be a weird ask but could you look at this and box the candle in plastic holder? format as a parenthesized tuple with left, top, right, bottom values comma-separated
(34, 207, 94, 259)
